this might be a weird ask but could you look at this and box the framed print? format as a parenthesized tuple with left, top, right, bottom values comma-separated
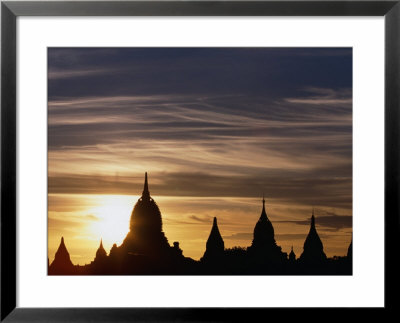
(1, 0, 399, 321)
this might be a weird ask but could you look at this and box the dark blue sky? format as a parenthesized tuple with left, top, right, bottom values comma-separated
(48, 48, 351, 99)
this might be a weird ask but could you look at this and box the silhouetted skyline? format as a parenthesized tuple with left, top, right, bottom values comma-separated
(49, 173, 352, 275)
(48, 48, 352, 264)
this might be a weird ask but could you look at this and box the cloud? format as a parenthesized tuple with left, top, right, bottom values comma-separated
(48, 217, 82, 229)
(48, 168, 352, 211)
(223, 232, 253, 240)
(276, 214, 352, 231)
(47, 90, 352, 215)
(188, 215, 213, 223)
(48, 214, 100, 229)
(85, 214, 100, 221)
(49, 68, 119, 80)
(47, 93, 352, 185)
(47, 91, 351, 150)
(284, 87, 352, 107)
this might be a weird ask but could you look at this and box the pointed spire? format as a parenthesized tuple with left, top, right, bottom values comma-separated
(311, 208, 315, 228)
(210, 217, 222, 235)
(347, 239, 352, 258)
(203, 217, 225, 261)
(289, 245, 296, 261)
(53, 237, 72, 265)
(299, 208, 326, 263)
(49, 236, 74, 274)
(95, 238, 107, 259)
(57, 236, 67, 253)
(142, 172, 150, 200)
(260, 194, 267, 219)
(250, 195, 276, 250)
(98, 238, 105, 250)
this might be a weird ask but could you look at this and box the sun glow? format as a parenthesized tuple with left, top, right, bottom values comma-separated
(88, 195, 137, 248)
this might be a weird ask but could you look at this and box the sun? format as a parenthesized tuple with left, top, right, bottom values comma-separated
(88, 195, 137, 248)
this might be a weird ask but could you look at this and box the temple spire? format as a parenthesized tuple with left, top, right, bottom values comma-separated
(142, 172, 150, 200)
(202, 217, 225, 262)
(57, 236, 68, 255)
(299, 208, 327, 263)
(49, 236, 74, 274)
(95, 238, 107, 260)
(311, 208, 315, 229)
(261, 194, 267, 219)
(249, 194, 279, 253)
(289, 245, 296, 261)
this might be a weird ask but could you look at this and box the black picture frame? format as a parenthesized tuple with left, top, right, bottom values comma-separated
(1, 1, 399, 321)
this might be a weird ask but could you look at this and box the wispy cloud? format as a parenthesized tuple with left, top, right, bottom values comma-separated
(284, 87, 352, 106)
(223, 232, 253, 240)
(47, 89, 352, 212)
(49, 68, 118, 80)
(276, 214, 352, 231)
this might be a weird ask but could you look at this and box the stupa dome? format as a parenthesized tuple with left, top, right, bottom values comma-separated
(251, 197, 276, 249)
(299, 210, 327, 263)
(121, 172, 169, 255)
(202, 217, 225, 261)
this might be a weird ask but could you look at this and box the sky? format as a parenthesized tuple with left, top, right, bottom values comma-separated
(48, 48, 352, 265)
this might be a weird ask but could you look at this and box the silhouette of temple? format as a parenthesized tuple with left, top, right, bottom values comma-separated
(289, 246, 296, 262)
(299, 210, 327, 263)
(347, 239, 352, 259)
(202, 217, 225, 262)
(247, 197, 287, 263)
(48, 237, 75, 275)
(107, 172, 190, 274)
(49, 174, 352, 275)
(119, 172, 170, 257)
(94, 239, 107, 262)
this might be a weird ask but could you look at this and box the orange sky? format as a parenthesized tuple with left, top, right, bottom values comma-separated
(48, 190, 352, 265)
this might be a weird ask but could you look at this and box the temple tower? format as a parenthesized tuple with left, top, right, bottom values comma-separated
(246, 196, 286, 269)
(202, 217, 225, 262)
(49, 237, 75, 275)
(288, 246, 296, 262)
(248, 197, 280, 252)
(347, 239, 352, 259)
(121, 172, 170, 256)
(94, 239, 107, 262)
(299, 210, 327, 263)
